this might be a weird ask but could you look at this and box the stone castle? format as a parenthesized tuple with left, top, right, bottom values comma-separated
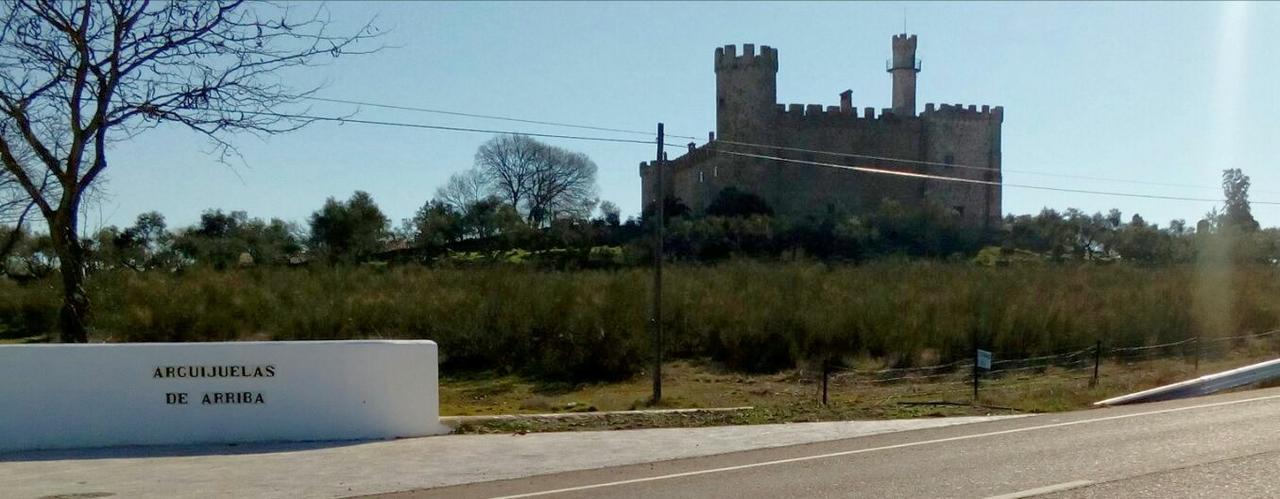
(640, 34, 1003, 228)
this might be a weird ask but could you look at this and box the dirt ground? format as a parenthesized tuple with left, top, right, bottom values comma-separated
(441, 347, 1277, 434)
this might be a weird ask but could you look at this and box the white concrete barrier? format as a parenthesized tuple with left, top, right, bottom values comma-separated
(0, 340, 450, 452)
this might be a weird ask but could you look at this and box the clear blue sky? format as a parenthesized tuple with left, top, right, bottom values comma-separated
(96, 1, 1280, 232)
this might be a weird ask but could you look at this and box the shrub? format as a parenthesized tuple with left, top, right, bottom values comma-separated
(5, 261, 1279, 382)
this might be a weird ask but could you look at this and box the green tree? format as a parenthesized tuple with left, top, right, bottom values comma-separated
(4, 230, 57, 278)
(409, 200, 465, 247)
(598, 201, 622, 227)
(173, 210, 301, 268)
(91, 211, 178, 271)
(308, 191, 390, 263)
(464, 196, 526, 241)
(706, 187, 774, 218)
(869, 200, 978, 257)
(1220, 168, 1259, 232)
(1004, 208, 1074, 259)
(1113, 213, 1168, 264)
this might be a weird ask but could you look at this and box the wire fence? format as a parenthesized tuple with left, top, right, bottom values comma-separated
(808, 329, 1280, 407)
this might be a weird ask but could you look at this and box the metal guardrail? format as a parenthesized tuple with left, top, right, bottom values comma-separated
(1094, 357, 1280, 406)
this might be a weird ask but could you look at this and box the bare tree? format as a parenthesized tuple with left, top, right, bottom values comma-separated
(0, 176, 34, 265)
(0, 120, 53, 270)
(474, 134, 542, 220)
(526, 148, 597, 225)
(0, 1, 380, 342)
(0, 181, 36, 265)
(435, 167, 490, 216)
(474, 134, 598, 227)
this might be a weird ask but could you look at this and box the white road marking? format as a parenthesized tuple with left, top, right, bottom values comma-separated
(491, 393, 1280, 498)
(985, 480, 1094, 499)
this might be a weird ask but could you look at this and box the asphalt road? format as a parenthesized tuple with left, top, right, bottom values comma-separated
(377, 387, 1280, 499)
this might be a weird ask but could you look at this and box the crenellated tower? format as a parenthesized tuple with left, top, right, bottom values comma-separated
(715, 44, 778, 143)
(888, 34, 920, 116)
(645, 35, 1002, 228)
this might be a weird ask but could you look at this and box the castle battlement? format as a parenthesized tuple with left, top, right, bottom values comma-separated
(644, 35, 1003, 230)
(775, 102, 900, 122)
(714, 44, 779, 72)
(639, 141, 717, 173)
(922, 103, 1004, 122)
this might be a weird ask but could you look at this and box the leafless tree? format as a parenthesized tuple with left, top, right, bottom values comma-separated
(473, 134, 598, 227)
(527, 148, 597, 225)
(0, 121, 53, 270)
(474, 134, 542, 221)
(0, 177, 34, 264)
(0, 0, 380, 342)
(434, 167, 490, 216)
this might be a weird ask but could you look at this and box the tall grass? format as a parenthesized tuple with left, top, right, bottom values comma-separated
(2, 261, 1278, 380)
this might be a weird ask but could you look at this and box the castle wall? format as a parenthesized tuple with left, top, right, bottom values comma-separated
(920, 104, 1003, 227)
(642, 39, 1003, 228)
(728, 106, 926, 218)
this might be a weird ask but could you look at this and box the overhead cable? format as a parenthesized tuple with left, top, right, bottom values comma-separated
(186, 107, 660, 145)
(700, 148, 1280, 205)
(303, 96, 701, 140)
(713, 139, 1270, 194)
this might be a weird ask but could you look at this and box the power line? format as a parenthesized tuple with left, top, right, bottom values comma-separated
(303, 96, 702, 140)
(188, 106, 660, 145)
(700, 148, 1280, 205)
(131, 79, 1258, 195)
(135, 77, 697, 141)
(713, 139, 1266, 194)
(244, 87, 1254, 194)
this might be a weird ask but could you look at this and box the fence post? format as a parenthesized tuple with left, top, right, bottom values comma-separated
(821, 359, 829, 406)
(972, 348, 980, 404)
(1194, 335, 1201, 373)
(1090, 340, 1101, 388)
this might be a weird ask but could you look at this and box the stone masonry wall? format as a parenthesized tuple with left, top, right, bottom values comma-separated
(641, 40, 1003, 229)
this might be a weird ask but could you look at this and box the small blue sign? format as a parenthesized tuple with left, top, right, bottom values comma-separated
(976, 349, 993, 370)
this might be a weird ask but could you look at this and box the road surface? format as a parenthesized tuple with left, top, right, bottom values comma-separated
(379, 387, 1280, 498)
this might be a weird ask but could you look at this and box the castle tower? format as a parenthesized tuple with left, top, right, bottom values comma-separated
(715, 44, 778, 143)
(888, 34, 920, 116)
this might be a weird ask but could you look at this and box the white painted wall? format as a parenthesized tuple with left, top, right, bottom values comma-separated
(0, 340, 450, 452)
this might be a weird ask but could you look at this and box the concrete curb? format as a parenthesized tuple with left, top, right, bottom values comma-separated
(440, 406, 755, 429)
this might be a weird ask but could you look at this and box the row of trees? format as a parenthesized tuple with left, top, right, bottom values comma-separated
(4, 167, 1272, 277)
(2, 131, 613, 275)
(1, 192, 629, 277)
(648, 169, 1276, 265)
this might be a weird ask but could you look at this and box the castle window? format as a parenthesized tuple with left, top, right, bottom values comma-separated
(699, 170, 705, 183)
(718, 98, 725, 110)
(953, 206, 965, 216)
(944, 154, 955, 168)
(713, 166, 718, 177)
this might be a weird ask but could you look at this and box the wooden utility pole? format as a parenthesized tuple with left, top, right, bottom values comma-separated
(651, 123, 665, 404)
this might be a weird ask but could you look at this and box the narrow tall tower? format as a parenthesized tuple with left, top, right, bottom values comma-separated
(715, 44, 778, 143)
(888, 34, 920, 116)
